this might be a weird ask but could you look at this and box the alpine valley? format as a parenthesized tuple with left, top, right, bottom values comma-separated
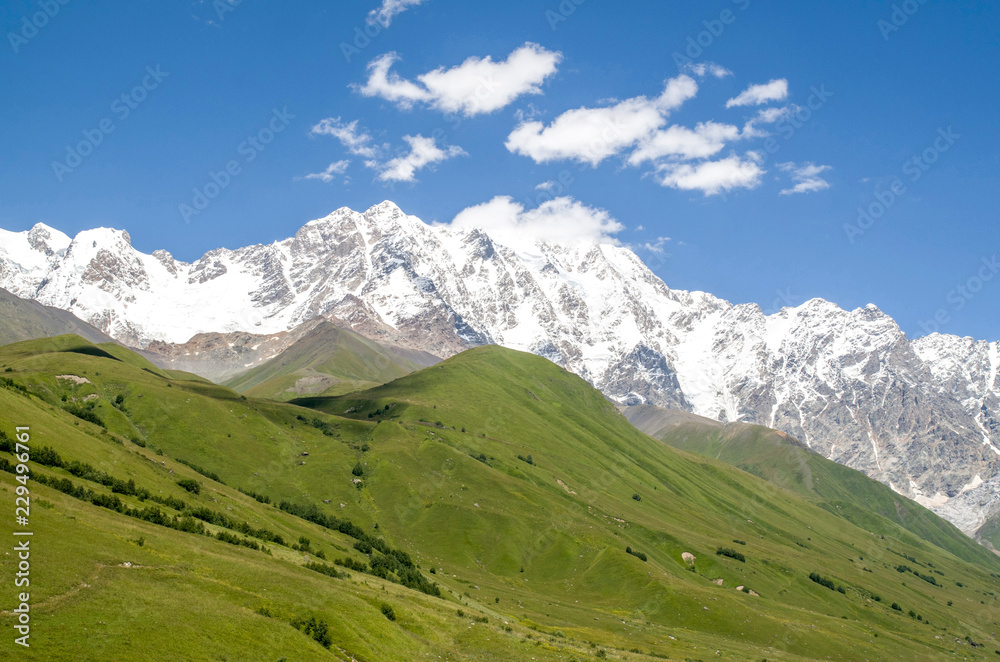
(0, 200, 997, 546)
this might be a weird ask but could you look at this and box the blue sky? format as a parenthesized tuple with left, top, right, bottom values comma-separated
(1, 0, 998, 340)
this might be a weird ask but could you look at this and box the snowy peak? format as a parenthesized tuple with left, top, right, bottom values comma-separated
(0, 201, 997, 536)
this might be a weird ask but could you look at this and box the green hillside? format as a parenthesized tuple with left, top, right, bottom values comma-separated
(1, 336, 999, 660)
(631, 409, 993, 566)
(224, 320, 437, 401)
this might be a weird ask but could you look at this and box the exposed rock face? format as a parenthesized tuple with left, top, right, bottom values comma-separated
(0, 204, 996, 536)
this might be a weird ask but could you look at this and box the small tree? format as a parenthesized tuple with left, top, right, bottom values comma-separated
(352, 462, 364, 477)
(177, 478, 201, 494)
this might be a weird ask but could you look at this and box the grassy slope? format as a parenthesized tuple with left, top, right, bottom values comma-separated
(646, 417, 995, 566)
(0, 337, 998, 660)
(223, 320, 436, 401)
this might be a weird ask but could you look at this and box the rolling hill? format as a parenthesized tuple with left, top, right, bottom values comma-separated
(224, 320, 438, 401)
(0, 336, 998, 660)
(626, 406, 995, 565)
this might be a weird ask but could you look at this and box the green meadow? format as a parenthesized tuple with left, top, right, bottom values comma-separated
(1, 336, 998, 660)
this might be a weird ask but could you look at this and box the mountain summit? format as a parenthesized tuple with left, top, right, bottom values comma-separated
(0, 202, 996, 537)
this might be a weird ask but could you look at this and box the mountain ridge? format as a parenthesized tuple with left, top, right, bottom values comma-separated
(0, 202, 996, 537)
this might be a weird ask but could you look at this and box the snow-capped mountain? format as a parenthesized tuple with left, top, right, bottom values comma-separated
(1, 202, 997, 535)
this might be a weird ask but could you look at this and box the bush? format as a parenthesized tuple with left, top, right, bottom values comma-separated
(175, 459, 224, 484)
(625, 546, 647, 562)
(381, 603, 396, 621)
(732, 539, 746, 545)
(292, 616, 332, 648)
(516, 454, 533, 465)
(809, 572, 835, 591)
(238, 487, 271, 504)
(34, 446, 64, 467)
(717, 547, 746, 563)
(891, 602, 902, 611)
(632, 493, 642, 502)
(303, 562, 346, 579)
(176, 478, 201, 495)
(351, 462, 364, 477)
(65, 403, 103, 427)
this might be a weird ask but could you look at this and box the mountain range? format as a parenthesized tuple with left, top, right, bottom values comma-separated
(0, 202, 996, 539)
(3, 335, 998, 660)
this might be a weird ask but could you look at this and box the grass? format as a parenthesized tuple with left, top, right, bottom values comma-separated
(653, 418, 996, 565)
(0, 336, 999, 660)
(224, 320, 433, 401)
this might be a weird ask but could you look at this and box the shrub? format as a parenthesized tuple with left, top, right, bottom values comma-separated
(516, 454, 533, 465)
(891, 602, 902, 611)
(176, 478, 201, 494)
(33, 446, 64, 467)
(65, 404, 103, 427)
(381, 603, 396, 621)
(625, 546, 648, 562)
(175, 459, 224, 484)
(632, 493, 642, 502)
(717, 547, 746, 563)
(334, 557, 368, 573)
(732, 539, 746, 545)
(351, 462, 364, 477)
(303, 562, 346, 580)
(238, 487, 271, 504)
(808, 572, 835, 591)
(292, 616, 332, 648)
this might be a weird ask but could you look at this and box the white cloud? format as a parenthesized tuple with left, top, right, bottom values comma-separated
(778, 162, 832, 195)
(629, 121, 741, 165)
(367, 0, 425, 27)
(505, 75, 698, 166)
(357, 43, 562, 117)
(741, 105, 793, 137)
(642, 236, 672, 254)
(726, 79, 789, 107)
(356, 54, 430, 109)
(684, 62, 732, 79)
(373, 134, 466, 182)
(311, 118, 381, 158)
(304, 160, 351, 183)
(655, 153, 765, 195)
(447, 196, 623, 246)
